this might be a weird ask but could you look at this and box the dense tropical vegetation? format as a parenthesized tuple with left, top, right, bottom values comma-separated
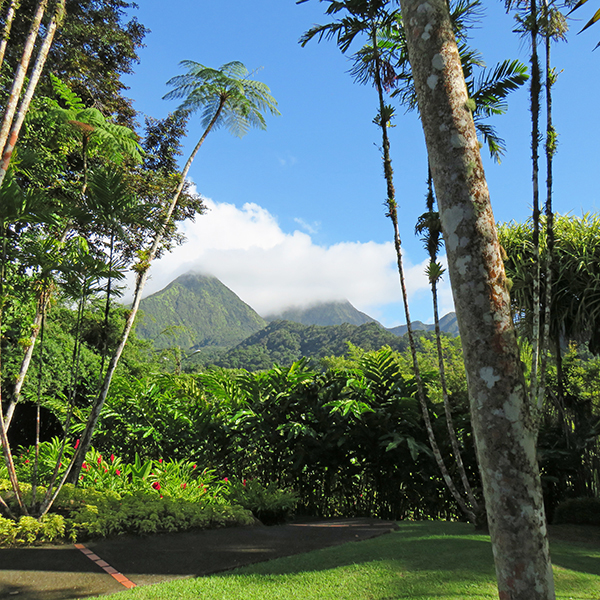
(0, 1, 599, 598)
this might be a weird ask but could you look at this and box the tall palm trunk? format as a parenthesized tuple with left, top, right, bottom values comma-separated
(420, 169, 480, 518)
(0, 0, 20, 71)
(528, 0, 544, 406)
(538, 7, 556, 412)
(399, 0, 555, 596)
(62, 99, 226, 489)
(431, 274, 480, 515)
(0, 0, 66, 187)
(371, 29, 476, 524)
(0, 0, 48, 162)
(98, 232, 115, 378)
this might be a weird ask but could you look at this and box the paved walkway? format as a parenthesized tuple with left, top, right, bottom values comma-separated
(0, 518, 397, 600)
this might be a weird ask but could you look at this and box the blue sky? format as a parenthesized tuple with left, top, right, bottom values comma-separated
(122, 1, 600, 326)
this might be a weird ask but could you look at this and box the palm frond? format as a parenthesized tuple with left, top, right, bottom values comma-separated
(474, 120, 506, 162)
(471, 59, 529, 119)
(164, 60, 279, 140)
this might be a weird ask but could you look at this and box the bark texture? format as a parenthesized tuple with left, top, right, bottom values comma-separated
(399, 1, 555, 598)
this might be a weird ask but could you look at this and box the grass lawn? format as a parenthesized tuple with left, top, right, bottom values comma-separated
(101, 521, 600, 600)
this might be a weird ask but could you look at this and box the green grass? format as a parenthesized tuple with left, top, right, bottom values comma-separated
(101, 521, 600, 600)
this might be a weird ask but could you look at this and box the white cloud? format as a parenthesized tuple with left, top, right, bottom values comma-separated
(127, 195, 453, 326)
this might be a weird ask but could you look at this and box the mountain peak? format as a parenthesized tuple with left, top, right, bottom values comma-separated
(265, 300, 381, 327)
(136, 272, 266, 350)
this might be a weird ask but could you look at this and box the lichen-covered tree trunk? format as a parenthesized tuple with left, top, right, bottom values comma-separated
(399, 1, 555, 598)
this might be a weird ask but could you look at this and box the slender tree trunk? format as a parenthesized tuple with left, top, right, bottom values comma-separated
(30, 307, 46, 510)
(539, 18, 555, 413)
(431, 277, 479, 515)
(0, 0, 48, 158)
(529, 0, 543, 406)
(65, 100, 226, 485)
(399, 1, 555, 598)
(371, 29, 475, 524)
(0, 0, 20, 71)
(0, 0, 65, 187)
(5, 283, 52, 428)
(0, 228, 27, 515)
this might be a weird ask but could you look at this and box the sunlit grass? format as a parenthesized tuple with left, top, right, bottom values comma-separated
(100, 521, 600, 600)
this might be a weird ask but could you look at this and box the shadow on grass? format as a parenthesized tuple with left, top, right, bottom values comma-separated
(225, 520, 600, 580)
(225, 521, 496, 578)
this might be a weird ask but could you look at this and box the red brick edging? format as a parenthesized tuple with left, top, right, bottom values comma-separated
(74, 543, 137, 589)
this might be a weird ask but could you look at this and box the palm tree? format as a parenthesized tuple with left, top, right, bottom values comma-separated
(415, 176, 481, 518)
(66, 60, 280, 485)
(301, 0, 479, 524)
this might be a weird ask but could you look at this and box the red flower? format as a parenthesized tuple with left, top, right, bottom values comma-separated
(104, 468, 108, 473)
(74, 439, 80, 450)
(192, 464, 197, 470)
(116, 470, 121, 476)
(97, 455, 102, 465)
(80, 475, 84, 481)
(243, 479, 247, 486)
(82, 462, 88, 470)
(181, 483, 187, 489)
(110, 454, 115, 463)
(152, 481, 161, 490)
(25, 459, 29, 464)
(158, 458, 163, 464)
(223, 477, 229, 483)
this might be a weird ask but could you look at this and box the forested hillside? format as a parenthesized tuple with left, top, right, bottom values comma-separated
(137, 272, 267, 350)
(210, 320, 411, 370)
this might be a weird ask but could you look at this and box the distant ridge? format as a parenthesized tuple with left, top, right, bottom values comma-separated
(266, 300, 380, 327)
(388, 312, 458, 337)
(136, 272, 266, 350)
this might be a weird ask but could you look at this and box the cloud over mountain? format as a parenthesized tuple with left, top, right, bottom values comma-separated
(132, 195, 453, 327)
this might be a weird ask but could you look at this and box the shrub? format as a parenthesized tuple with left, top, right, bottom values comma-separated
(553, 497, 600, 526)
(0, 479, 255, 546)
(0, 514, 66, 545)
(224, 478, 299, 525)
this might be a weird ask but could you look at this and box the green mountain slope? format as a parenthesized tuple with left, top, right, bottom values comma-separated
(266, 300, 380, 327)
(136, 273, 267, 350)
(212, 320, 411, 371)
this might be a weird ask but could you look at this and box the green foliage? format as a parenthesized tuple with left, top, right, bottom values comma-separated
(5, 0, 148, 124)
(0, 480, 254, 546)
(224, 478, 299, 525)
(499, 213, 600, 353)
(93, 347, 477, 521)
(553, 497, 600, 526)
(0, 513, 66, 546)
(49, 74, 143, 165)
